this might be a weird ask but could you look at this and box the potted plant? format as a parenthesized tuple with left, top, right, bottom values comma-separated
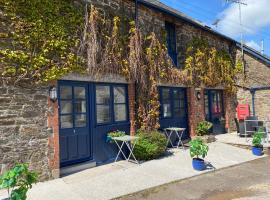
(252, 131, 263, 156)
(0, 163, 37, 200)
(196, 121, 213, 136)
(106, 130, 126, 143)
(189, 138, 209, 171)
(195, 121, 214, 143)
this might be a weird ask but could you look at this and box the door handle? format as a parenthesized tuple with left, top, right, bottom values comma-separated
(73, 129, 76, 134)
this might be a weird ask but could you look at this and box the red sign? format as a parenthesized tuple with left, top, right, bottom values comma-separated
(236, 104, 250, 120)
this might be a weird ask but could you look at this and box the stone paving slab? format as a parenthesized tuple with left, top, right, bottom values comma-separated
(0, 142, 266, 200)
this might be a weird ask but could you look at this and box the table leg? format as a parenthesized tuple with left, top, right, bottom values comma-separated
(178, 130, 185, 150)
(126, 140, 139, 164)
(166, 130, 175, 148)
(114, 140, 128, 162)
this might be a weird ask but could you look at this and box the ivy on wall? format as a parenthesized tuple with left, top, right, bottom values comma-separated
(184, 38, 243, 93)
(0, 2, 242, 131)
(0, 0, 84, 83)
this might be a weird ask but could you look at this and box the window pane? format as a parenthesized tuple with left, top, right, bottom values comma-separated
(61, 115, 73, 129)
(163, 104, 172, 118)
(173, 90, 181, 99)
(174, 100, 181, 109)
(74, 101, 86, 113)
(204, 93, 209, 115)
(96, 105, 111, 123)
(60, 86, 72, 99)
(114, 87, 126, 103)
(96, 86, 110, 104)
(175, 108, 185, 117)
(74, 87, 86, 99)
(212, 93, 218, 113)
(114, 104, 127, 121)
(162, 89, 170, 100)
(75, 114, 86, 127)
(60, 101, 72, 114)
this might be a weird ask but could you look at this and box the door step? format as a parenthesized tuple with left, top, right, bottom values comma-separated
(60, 161, 96, 177)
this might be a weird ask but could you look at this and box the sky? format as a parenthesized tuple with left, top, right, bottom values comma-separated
(159, 0, 270, 56)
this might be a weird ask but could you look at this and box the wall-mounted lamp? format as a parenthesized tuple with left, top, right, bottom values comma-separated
(195, 88, 201, 100)
(49, 86, 57, 102)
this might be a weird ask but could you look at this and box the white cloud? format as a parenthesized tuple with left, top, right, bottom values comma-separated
(217, 0, 270, 37)
(246, 40, 261, 51)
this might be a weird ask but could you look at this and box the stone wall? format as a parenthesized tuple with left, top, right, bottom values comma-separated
(237, 49, 270, 120)
(85, 0, 237, 133)
(0, 79, 54, 181)
(0, 0, 247, 181)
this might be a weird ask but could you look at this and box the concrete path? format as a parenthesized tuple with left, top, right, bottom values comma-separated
(0, 142, 266, 200)
(121, 156, 270, 200)
(216, 132, 270, 147)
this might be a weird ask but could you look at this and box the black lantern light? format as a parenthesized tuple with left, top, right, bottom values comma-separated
(195, 88, 201, 100)
(49, 86, 57, 102)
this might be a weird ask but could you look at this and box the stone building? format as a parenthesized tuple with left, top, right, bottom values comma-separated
(0, 0, 270, 181)
(237, 45, 270, 120)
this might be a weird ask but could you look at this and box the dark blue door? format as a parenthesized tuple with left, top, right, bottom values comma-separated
(159, 87, 189, 139)
(92, 84, 130, 164)
(204, 89, 225, 134)
(59, 81, 91, 167)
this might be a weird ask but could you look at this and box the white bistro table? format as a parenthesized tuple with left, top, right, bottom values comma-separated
(164, 127, 186, 149)
(112, 135, 139, 164)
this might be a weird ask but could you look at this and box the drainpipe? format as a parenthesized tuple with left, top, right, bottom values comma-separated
(250, 90, 256, 116)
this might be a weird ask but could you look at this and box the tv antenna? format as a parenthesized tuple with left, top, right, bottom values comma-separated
(226, 0, 247, 57)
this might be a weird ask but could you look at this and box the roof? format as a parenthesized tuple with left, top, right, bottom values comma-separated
(138, 0, 270, 65)
(239, 44, 270, 65)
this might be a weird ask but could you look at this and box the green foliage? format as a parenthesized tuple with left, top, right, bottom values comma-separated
(184, 37, 243, 93)
(107, 130, 126, 138)
(133, 130, 167, 160)
(252, 131, 264, 147)
(196, 121, 213, 136)
(0, 0, 84, 83)
(0, 164, 38, 200)
(189, 138, 209, 159)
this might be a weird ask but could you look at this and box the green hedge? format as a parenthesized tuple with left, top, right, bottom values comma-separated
(133, 130, 167, 161)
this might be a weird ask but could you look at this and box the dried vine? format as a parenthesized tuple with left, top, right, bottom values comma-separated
(0, 3, 243, 131)
(184, 38, 243, 93)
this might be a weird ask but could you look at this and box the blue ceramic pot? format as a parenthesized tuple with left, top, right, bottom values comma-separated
(192, 158, 205, 171)
(252, 146, 263, 156)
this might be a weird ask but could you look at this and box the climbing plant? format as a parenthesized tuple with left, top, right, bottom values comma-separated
(184, 37, 243, 93)
(0, 2, 243, 131)
(0, 0, 84, 83)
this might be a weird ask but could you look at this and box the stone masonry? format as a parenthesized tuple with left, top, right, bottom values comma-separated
(237, 49, 270, 120)
(1, 0, 269, 181)
(0, 79, 54, 181)
(86, 0, 238, 134)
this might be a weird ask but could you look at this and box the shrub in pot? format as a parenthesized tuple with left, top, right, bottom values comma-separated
(189, 138, 209, 171)
(252, 131, 263, 156)
(0, 163, 37, 200)
(195, 121, 214, 143)
(133, 130, 167, 161)
(196, 121, 213, 136)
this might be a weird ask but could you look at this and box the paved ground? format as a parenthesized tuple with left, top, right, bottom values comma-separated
(216, 132, 270, 148)
(120, 156, 270, 200)
(0, 142, 266, 200)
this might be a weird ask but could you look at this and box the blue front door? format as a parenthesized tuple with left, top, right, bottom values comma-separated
(59, 81, 91, 167)
(159, 87, 189, 139)
(204, 89, 225, 134)
(59, 81, 130, 167)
